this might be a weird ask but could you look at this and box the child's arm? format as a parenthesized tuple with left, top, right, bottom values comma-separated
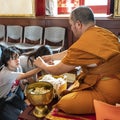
(16, 68, 41, 80)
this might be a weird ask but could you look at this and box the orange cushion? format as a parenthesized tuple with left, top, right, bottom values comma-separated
(94, 99, 120, 120)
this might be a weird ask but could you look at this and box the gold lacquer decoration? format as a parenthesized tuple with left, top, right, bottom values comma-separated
(114, 0, 120, 17)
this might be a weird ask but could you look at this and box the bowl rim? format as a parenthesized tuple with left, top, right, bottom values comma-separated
(26, 81, 54, 95)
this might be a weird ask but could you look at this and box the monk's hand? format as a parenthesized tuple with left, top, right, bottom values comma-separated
(42, 55, 52, 63)
(60, 90, 71, 97)
(33, 56, 44, 68)
(42, 55, 54, 65)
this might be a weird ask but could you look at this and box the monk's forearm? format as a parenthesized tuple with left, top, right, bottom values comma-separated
(38, 61, 75, 75)
(52, 50, 67, 60)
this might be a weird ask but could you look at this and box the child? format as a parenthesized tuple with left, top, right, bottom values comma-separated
(20, 45, 53, 81)
(0, 47, 41, 120)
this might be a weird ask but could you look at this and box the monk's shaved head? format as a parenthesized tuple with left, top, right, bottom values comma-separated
(70, 6, 95, 25)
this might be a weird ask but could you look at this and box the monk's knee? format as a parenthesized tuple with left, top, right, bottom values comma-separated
(54, 93, 95, 114)
(55, 95, 74, 113)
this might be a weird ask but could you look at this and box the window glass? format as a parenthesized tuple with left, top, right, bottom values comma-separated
(84, 0, 108, 14)
(58, 0, 79, 14)
(85, 0, 107, 6)
(58, 0, 109, 14)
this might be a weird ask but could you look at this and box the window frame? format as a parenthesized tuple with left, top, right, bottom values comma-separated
(58, 0, 111, 15)
(80, 0, 108, 14)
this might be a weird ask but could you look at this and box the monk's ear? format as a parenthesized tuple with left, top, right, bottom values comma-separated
(75, 20, 82, 29)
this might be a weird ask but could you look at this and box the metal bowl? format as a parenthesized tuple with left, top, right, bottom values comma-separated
(26, 81, 54, 106)
(38, 75, 67, 96)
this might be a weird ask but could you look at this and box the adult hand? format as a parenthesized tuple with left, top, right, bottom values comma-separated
(33, 56, 44, 68)
(42, 55, 52, 63)
(42, 55, 54, 65)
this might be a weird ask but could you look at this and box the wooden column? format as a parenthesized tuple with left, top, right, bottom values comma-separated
(35, 0, 45, 16)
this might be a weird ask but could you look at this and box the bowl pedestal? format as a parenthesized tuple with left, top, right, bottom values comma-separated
(33, 105, 49, 118)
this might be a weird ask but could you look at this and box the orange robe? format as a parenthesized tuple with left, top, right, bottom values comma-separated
(54, 26, 120, 114)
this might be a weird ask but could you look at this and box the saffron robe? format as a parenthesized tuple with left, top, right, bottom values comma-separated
(54, 26, 120, 114)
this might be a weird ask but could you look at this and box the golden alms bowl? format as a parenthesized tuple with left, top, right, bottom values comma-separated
(38, 74, 67, 96)
(26, 81, 54, 106)
(26, 81, 54, 118)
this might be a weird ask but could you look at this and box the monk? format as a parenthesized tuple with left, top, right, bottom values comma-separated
(33, 6, 120, 114)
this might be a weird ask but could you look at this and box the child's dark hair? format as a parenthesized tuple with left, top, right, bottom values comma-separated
(27, 45, 53, 66)
(0, 45, 6, 67)
(1, 47, 20, 67)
